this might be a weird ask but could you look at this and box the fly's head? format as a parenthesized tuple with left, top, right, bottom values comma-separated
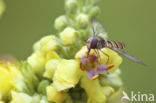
(86, 36, 98, 49)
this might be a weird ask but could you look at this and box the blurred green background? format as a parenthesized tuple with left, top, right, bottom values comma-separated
(0, 0, 155, 100)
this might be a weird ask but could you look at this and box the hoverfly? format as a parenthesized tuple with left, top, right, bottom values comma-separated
(86, 19, 146, 66)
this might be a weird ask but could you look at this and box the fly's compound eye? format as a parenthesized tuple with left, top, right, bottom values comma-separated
(86, 40, 89, 43)
(86, 40, 91, 48)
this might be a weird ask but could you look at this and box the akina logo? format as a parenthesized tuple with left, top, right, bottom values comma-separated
(121, 91, 154, 102)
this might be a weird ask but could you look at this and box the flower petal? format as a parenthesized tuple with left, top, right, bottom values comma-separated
(53, 59, 82, 91)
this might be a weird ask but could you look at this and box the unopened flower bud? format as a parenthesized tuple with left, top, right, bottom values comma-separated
(40, 96, 49, 103)
(0, 0, 5, 19)
(27, 51, 46, 73)
(54, 15, 68, 31)
(99, 69, 123, 88)
(37, 80, 50, 95)
(89, 0, 98, 6)
(88, 6, 100, 18)
(46, 51, 60, 61)
(40, 35, 58, 53)
(65, 0, 78, 14)
(76, 13, 89, 28)
(33, 41, 41, 52)
(60, 27, 77, 45)
(46, 85, 67, 102)
(103, 86, 114, 97)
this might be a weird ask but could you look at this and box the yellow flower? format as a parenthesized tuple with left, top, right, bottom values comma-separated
(80, 73, 107, 103)
(0, 63, 21, 100)
(42, 50, 87, 103)
(46, 59, 83, 102)
(74, 46, 123, 103)
(60, 27, 77, 45)
(52, 59, 82, 91)
(75, 46, 122, 73)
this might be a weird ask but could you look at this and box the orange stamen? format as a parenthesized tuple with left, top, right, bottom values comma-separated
(92, 74, 99, 80)
(107, 64, 114, 70)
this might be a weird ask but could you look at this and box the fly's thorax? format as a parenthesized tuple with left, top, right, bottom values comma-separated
(86, 36, 105, 49)
(97, 37, 106, 49)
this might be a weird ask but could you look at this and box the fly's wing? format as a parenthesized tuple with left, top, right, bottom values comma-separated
(91, 18, 107, 38)
(109, 47, 146, 66)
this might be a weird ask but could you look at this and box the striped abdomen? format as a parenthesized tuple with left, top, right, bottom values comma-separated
(106, 40, 125, 49)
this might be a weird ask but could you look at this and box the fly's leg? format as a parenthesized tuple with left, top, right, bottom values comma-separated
(86, 49, 91, 58)
(94, 49, 98, 56)
(94, 49, 101, 63)
(94, 49, 99, 62)
(100, 50, 110, 64)
(99, 50, 115, 74)
(100, 50, 112, 74)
